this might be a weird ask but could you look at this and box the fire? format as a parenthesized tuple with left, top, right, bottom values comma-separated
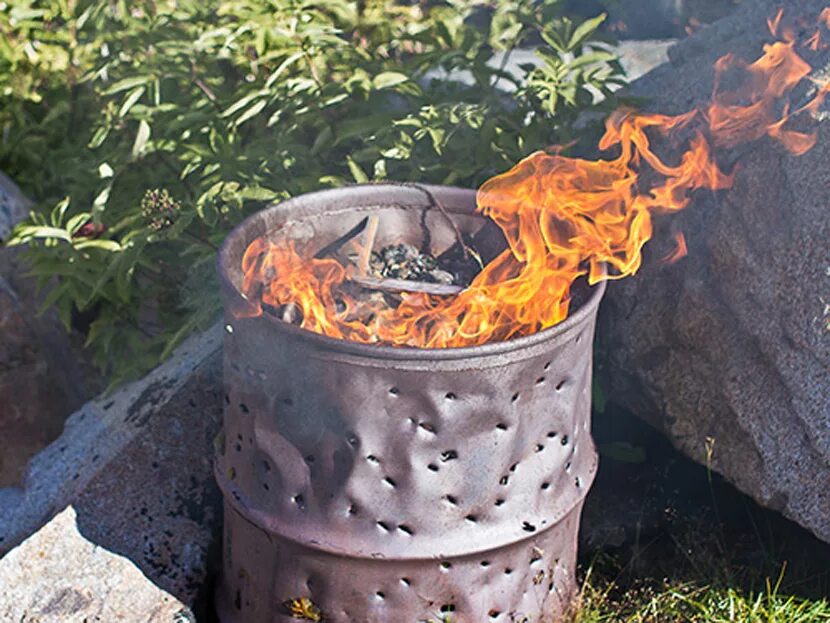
(239, 8, 829, 349)
(805, 8, 830, 50)
(661, 233, 688, 265)
(767, 8, 784, 37)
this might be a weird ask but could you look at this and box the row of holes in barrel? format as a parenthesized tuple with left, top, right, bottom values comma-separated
(228, 380, 571, 424)
(225, 387, 582, 525)
(388, 369, 571, 405)
(234, 479, 556, 540)
(303, 555, 555, 618)
(289, 553, 557, 621)
(226, 371, 571, 400)
(227, 392, 578, 466)
(225, 336, 578, 405)
(226, 433, 580, 523)
(227, 427, 579, 519)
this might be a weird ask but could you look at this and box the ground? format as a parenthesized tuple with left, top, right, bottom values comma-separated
(573, 405, 830, 622)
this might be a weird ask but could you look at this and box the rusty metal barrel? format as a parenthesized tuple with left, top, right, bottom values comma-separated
(215, 184, 605, 622)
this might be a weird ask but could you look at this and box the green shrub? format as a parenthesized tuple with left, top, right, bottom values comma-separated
(3, 0, 625, 384)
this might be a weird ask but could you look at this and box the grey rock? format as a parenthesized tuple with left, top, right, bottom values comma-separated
(597, 0, 830, 543)
(0, 170, 30, 241)
(0, 268, 92, 488)
(0, 324, 224, 617)
(0, 506, 190, 622)
(0, 173, 96, 488)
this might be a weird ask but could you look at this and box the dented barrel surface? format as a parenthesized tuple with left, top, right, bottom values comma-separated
(215, 184, 605, 622)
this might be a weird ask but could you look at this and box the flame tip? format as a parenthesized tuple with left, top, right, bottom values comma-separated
(239, 7, 824, 348)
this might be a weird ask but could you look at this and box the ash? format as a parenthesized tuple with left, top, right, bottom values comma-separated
(369, 244, 456, 285)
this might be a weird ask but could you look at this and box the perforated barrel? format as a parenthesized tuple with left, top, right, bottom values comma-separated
(215, 185, 605, 622)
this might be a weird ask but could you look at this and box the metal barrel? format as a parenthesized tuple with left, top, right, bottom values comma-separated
(215, 184, 605, 622)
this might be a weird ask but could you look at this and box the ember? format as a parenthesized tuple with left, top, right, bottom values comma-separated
(240, 8, 829, 349)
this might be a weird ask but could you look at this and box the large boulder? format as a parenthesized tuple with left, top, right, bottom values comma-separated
(0, 324, 224, 618)
(597, 0, 830, 543)
(0, 172, 99, 487)
(0, 506, 188, 622)
(0, 171, 30, 241)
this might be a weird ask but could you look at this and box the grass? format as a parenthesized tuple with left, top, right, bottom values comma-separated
(573, 567, 830, 622)
(569, 406, 830, 623)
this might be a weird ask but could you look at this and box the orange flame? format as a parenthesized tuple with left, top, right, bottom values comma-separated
(768, 8, 784, 37)
(661, 232, 688, 265)
(239, 8, 828, 348)
(805, 7, 830, 50)
(685, 17, 703, 37)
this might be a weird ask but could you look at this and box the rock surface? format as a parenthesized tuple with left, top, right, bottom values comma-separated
(0, 324, 224, 618)
(0, 172, 98, 488)
(597, 0, 830, 543)
(0, 170, 29, 241)
(0, 506, 189, 622)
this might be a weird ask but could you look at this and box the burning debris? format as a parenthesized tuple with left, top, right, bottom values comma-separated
(240, 7, 830, 349)
(367, 243, 455, 286)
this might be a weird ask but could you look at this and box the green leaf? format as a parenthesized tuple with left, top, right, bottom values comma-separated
(118, 85, 146, 118)
(132, 120, 151, 159)
(311, 125, 333, 155)
(265, 52, 305, 88)
(346, 155, 369, 183)
(98, 162, 114, 179)
(234, 99, 267, 127)
(92, 182, 112, 214)
(221, 91, 265, 118)
(85, 237, 148, 306)
(88, 125, 110, 149)
(239, 186, 278, 201)
(50, 197, 70, 227)
(66, 213, 91, 235)
(372, 71, 409, 90)
(568, 50, 618, 70)
(159, 312, 203, 360)
(102, 76, 151, 95)
(73, 239, 122, 252)
(568, 14, 606, 50)
(17, 226, 72, 243)
(37, 282, 72, 320)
